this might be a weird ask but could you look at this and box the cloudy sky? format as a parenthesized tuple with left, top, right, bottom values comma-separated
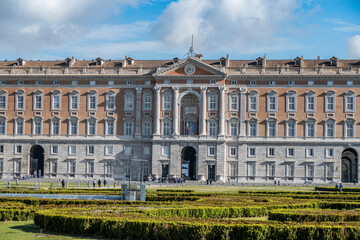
(0, 0, 359, 60)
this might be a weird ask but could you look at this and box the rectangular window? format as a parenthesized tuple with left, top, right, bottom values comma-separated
(87, 145, 94, 155)
(51, 145, 58, 155)
(126, 81, 133, 85)
(230, 96, 238, 110)
(124, 146, 132, 155)
(210, 79, 216, 84)
(106, 121, 114, 135)
(307, 96, 315, 111)
(287, 148, 294, 157)
(108, 81, 114, 86)
(163, 122, 171, 135)
(163, 95, 171, 110)
(125, 122, 133, 135)
(89, 95, 97, 110)
(209, 122, 217, 136)
(105, 145, 113, 155)
(268, 163, 275, 177)
(209, 95, 217, 110)
(326, 122, 334, 137)
(326, 164, 334, 178)
(143, 96, 152, 110)
(230, 123, 238, 136)
(69, 145, 76, 155)
(70, 120, 78, 135)
(18, 81, 24, 85)
(162, 146, 170, 156)
(287, 164, 295, 177)
(0, 144, 4, 154)
(346, 122, 354, 137)
(268, 147, 275, 157)
(106, 95, 115, 110)
(71, 95, 78, 110)
(268, 122, 276, 137)
(307, 123, 315, 137)
(53, 81, 60, 85)
(248, 147, 256, 157)
(14, 160, 21, 173)
(326, 96, 335, 111)
(143, 122, 152, 136)
(208, 146, 216, 156)
(249, 96, 257, 111)
(34, 120, 41, 135)
(307, 164, 314, 178)
(143, 146, 150, 155)
(346, 96, 354, 111)
(287, 96, 296, 111)
(68, 161, 76, 174)
(248, 163, 256, 177)
(51, 161, 58, 173)
(125, 95, 134, 110)
(52, 95, 60, 110)
(16, 95, 24, 110)
(250, 80, 256, 86)
(230, 147, 237, 156)
(306, 148, 314, 158)
(230, 164, 237, 176)
(52, 120, 59, 135)
(72, 81, 78, 85)
(105, 162, 113, 175)
(326, 148, 334, 158)
(0, 96, 6, 109)
(90, 81, 96, 85)
(88, 121, 96, 135)
(36, 81, 42, 85)
(87, 161, 94, 175)
(15, 145, 22, 154)
(35, 95, 42, 110)
(287, 122, 295, 137)
(248, 122, 257, 137)
(16, 120, 24, 134)
(0, 119, 5, 134)
(268, 96, 276, 111)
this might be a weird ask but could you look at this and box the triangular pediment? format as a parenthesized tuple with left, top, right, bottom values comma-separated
(153, 57, 227, 78)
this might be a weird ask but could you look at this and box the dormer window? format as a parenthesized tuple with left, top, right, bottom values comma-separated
(330, 56, 338, 66)
(17, 58, 25, 66)
(96, 57, 103, 66)
(126, 57, 134, 65)
(294, 56, 302, 66)
(220, 57, 226, 66)
(256, 57, 263, 66)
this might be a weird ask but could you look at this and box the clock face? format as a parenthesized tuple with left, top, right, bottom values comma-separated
(184, 64, 196, 75)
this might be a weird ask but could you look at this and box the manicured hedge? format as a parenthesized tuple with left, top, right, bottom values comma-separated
(156, 189, 195, 193)
(269, 209, 360, 222)
(315, 187, 360, 192)
(34, 210, 360, 240)
(0, 208, 35, 221)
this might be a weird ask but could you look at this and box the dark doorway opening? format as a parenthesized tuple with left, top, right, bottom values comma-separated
(161, 164, 169, 178)
(341, 148, 358, 183)
(181, 146, 196, 180)
(30, 145, 44, 178)
(208, 165, 216, 181)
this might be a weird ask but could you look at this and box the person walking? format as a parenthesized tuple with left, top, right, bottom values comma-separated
(98, 179, 101, 188)
(93, 179, 96, 188)
(61, 179, 65, 188)
(339, 182, 343, 192)
(103, 179, 107, 187)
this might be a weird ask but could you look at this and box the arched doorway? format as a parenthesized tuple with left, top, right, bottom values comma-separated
(30, 145, 44, 178)
(181, 146, 196, 180)
(180, 94, 199, 135)
(341, 148, 358, 183)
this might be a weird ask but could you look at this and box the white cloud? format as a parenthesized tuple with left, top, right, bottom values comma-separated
(0, 0, 144, 56)
(150, 0, 301, 55)
(348, 35, 360, 58)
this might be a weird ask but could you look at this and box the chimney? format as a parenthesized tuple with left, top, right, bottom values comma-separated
(96, 57, 103, 66)
(262, 55, 266, 68)
(65, 57, 76, 67)
(195, 54, 203, 60)
(17, 58, 25, 66)
(226, 54, 230, 67)
(173, 57, 180, 63)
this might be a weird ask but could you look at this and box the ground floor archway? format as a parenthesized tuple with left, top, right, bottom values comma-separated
(181, 146, 196, 180)
(341, 148, 358, 183)
(30, 145, 44, 177)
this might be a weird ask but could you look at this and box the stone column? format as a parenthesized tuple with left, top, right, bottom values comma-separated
(200, 87, 207, 136)
(239, 87, 246, 136)
(218, 87, 226, 136)
(153, 87, 161, 135)
(135, 87, 142, 137)
(172, 87, 179, 135)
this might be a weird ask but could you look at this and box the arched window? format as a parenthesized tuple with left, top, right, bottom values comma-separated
(87, 90, 98, 111)
(267, 118, 277, 137)
(142, 117, 152, 136)
(106, 90, 116, 111)
(143, 91, 152, 111)
(305, 118, 316, 137)
(0, 90, 7, 111)
(33, 90, 43, 111)
(229, 91, 239, 111)
(208, 90, 218, 111)
(0, 116, 7, 135)
(87, 117, 97, 135)
(51, 90, 61, 111)
(344, 118, 355, 138)
(32, 116, 43, 135)
(105, 117, 115, 135)
(68, 117, 79, 135)
(247, 90, 258, 112)
(51, 117, 60, 135)
(162, 90, 172, 110)
(267, 90, 277, 112)
(286, 118, 296, 137)
(124, 91, 134, 111)
(305, 91, 316, 112)
(15, 90, 25, 110)
(229, 118, 239, 136)
(69, 90, 79, 111)
(286, 90, 297, 112)
(248, 118, 258, 137)
(324, 118, 335, 137)
(325, 90, 335, 112)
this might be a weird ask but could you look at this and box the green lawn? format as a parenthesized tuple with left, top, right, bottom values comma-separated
(0, 221, 105, 240)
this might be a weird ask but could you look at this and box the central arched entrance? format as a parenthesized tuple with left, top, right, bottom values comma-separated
(30, 145, 44, 178)
(341, 148, 358, 183)
(181, 146, 196, 180)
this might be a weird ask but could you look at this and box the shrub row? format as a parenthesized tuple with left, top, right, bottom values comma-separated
(0, 208, 35, 221)
(315, 187, 360, 192)
(34, 210, 360, 240)
(141, 206, 268, 218)
(269, 209, 360, 222)
(156, 189, 194, 193)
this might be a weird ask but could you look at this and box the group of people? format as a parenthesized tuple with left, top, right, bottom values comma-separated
(93, 179, 108, 188)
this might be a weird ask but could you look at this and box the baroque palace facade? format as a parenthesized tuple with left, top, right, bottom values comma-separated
(0, 55, 359, 183)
